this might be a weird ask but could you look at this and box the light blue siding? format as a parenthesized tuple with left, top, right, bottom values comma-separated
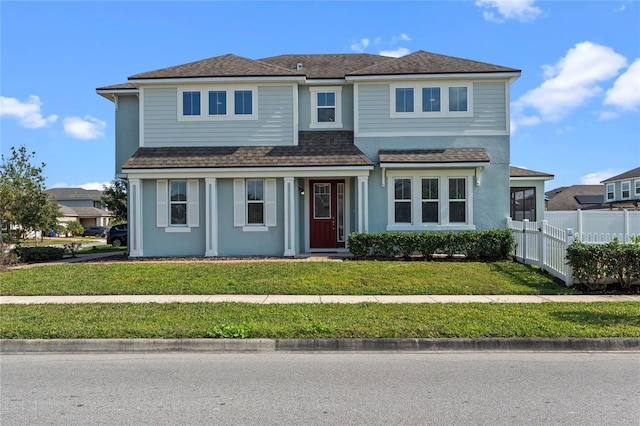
(143, 86, 295, 147)
(357, 82, 507, 134)
(115, 95, 140, 175)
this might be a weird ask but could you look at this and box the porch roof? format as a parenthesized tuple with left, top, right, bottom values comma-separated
(378, 148, 490, 165)
(122, 131, 373, 170)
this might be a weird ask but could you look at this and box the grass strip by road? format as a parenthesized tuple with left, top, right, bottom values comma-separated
(1, 302, 638, 339)
(1, 261, 574, 296)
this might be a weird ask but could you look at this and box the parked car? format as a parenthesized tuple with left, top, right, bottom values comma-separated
(83, 226, 107, 237)
(107, 223, 128, 247)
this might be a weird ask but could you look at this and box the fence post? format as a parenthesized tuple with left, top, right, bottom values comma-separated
(576, 209, 583, 240)
(565, 228, 574, 287)
(522, 219, 529, 262)
(539, 220, 547, 270)
(624, 209, 629, 242)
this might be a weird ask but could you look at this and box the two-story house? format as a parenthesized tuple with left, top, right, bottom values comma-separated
(601, 167, 640, 210)
(45, 188, 112, 228)
(97, 51, 522, 257)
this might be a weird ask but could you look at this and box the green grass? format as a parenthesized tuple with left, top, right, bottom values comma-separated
(75, 245, 127, 254)
(0, 261, 575, 296)
(8, 237, 102, 247)
(1, 302, 638, 339)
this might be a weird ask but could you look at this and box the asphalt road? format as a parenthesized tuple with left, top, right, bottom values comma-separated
(2, 352, 639, 425)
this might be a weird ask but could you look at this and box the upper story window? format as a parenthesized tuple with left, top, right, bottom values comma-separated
(208, 91, 226, 115)
(178, 86, 257, 121)
(310, 87, 342, 128)
(390, 83, 472, 118)
(395, 88, 414, 113)
(606, 183, 615, 201)
(183, 92, 201, 116)
(422, 88, 441, 112)
(622, 181, 631, 199)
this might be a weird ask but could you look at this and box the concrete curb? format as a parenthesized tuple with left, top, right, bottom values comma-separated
(2, 338, 639, 354)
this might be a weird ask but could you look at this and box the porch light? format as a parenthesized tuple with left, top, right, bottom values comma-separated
(299, 188, 305, 196)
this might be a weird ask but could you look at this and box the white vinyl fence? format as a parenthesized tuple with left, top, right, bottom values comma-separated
(508, 210, 640, 286)
(507, 218, 575, 286)
(545, 209, 640, 243)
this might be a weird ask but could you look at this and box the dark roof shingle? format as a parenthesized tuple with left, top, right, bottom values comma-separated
(122, 131, 373, 170)
(509, 166, 554, 178)
(379, 148, 490, 164)
(601, 166, 640, 183)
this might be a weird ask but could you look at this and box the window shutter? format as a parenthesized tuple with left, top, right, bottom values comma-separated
(157, 179, 168, 228)
(233, 179, 245, 227)
(187, 179, 199, 227)
(265, 178, 276, 227)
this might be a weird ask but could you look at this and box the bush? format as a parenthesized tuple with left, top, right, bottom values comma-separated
(11, 245, 65, 263)
(347, 229, 514, 261)
(65, 221, 84, 237)
(566, 239, 640, 290)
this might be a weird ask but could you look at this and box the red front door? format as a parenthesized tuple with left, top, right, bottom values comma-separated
(309, 180, 345, 249)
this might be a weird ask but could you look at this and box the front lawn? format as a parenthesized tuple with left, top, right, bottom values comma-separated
(1, 302, 638, 339)
(0, 260, 574, 296)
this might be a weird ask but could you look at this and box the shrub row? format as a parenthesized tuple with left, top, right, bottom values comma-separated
(566, 240, 640, 290)
(347, 229, 514, 261)
(11, 246, 65, 263)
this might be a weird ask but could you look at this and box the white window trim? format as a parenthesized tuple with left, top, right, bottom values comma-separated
(157, 179, 199, 231)
(389, 82, 473, 119)
(386, 170, 475, 231)
(635, 180, 640, 197)
(621, 181, 631, 199)
(309, 86, 342, 129)
(606, 183, 615, 201)
(233, 178, 276, 231)
(177, 86, 258, 121)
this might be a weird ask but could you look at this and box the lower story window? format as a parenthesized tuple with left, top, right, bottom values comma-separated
(510, 187, 536, 221)
(234, 178, 276, 229)
(170, 180, 187, 225)
(387, 171, 474, 230)
(246, 179, 265, 225)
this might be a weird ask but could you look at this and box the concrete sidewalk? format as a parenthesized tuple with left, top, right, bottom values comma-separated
(2, 294, 639, 304)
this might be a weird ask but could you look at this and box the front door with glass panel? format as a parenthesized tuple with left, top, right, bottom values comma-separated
(309, 180, 345, 249)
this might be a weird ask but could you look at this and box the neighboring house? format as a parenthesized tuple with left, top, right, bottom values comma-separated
(545, 185, 605, 211)
(601, 167, 640, 209)
(96, 51, 522, 257)
(509, 166, 554, 221)
(45, 188, 112, 228)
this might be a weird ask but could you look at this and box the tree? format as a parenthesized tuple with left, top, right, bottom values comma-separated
(0, 146, 60, 243)
(65, 221, 84, 237)
(102, 178, 127, 223)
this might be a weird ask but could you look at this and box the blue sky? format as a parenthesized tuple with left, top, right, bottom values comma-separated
(1, 0, 639, 191)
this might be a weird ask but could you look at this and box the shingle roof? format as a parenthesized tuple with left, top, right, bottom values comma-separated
(601, 166, 640, 183)
(46, 188, 103, 201)
(348, 50, 520, 76)
(122, 131, 373, 170)
(100, 51, 519, 86)
(129, 54, 303, 80)
(259, 54, 390, 79)
(545, 185, 604, 211)
(379, 148, 490, 164)
(509, 166, 554, 178)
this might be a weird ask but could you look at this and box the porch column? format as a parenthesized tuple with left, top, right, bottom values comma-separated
(357, 176, 369, 233)
(128, 178, 143, 257)
(205, 178, 218, 256)
(283, 177, 296, 256)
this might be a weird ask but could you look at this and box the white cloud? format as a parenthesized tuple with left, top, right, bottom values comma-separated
(476, 0, 542, 23)
(379, 47, 410, 58)
(392, 33, 411, 43)
(51, 181, 110, 190)
(62, 115, 106, 140)
(513, 41, 627, 126)
(350, 38, 370, 53)
(598, 110, 619, 121)
(604, 59, 640, 111)
(0, 95, 58, 128)
(580, 169, 625, 185)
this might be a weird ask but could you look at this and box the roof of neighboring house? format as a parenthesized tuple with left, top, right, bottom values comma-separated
(58, 205, 112, 218)
(509, 166, 554, 179)
(46, 188, 102, 201)
(379, 148, 490, 164)
(545, 185, 604, 211)
(601, 166, 640, 183)
(97, 51, 520, 89)
(123, 131, 373, 170)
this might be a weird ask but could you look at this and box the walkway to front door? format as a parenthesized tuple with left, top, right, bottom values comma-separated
(309, 180, 345, 249)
